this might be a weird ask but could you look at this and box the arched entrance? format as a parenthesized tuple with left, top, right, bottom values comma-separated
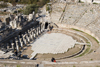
(0, 35, 2, 41)
(6, 17, 10, 25)
(19, 32, 22, 35)
(45, 22, 48, 29)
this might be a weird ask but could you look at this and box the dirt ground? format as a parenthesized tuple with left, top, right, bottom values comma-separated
(22, 46, 33, 58)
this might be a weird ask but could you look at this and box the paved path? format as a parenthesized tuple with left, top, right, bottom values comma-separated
(30, 33, 76, 58)
(43, 60, 100, 64)
(0, 60, 100, 65)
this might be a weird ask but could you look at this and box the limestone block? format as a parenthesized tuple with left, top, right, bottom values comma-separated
(9, 21, 13, 27)
(93, 0, 100, 3)
(13, 20, 17, 28)
(81, 0, 92, 3)
(15, 40, 19, 52)
(28, 14, 33, 22)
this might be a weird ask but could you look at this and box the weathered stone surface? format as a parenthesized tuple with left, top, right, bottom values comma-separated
(30, 33, 76, 58)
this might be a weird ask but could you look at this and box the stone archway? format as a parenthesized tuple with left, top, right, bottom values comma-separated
(5, 17, 11, 25)
(45, 22, 49, 29)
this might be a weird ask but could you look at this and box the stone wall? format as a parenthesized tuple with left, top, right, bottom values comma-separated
(0, 11, 35, 43)
(81, 0, 100, 3)
(0, 22, 12, 41)
(93, 0, 100, 3)
(51, 0, 100, 3)
(4, 12, 35, 29)
(81, 0, 92, 3)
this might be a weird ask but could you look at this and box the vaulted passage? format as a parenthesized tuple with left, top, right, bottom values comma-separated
(45, 22, 48, 29)
(92, 0, 94, 2)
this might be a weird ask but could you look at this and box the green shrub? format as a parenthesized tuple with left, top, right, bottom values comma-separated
(22, 0, 50, 15)
(79, 0, 84, 3)
(17, 65, 20, 67)
(0, 0, 50, 5)
(63, 9, 65, 12)
(93, 2, 98, 4)
(46, 5, 50, 11)
(23, 4, 38, 15)
(90, 59, 93, 61)
(0, 3, 7, 8)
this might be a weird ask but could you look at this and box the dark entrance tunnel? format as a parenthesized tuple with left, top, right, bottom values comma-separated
(45, 22, 48, 29)
(92, 0, 94, 2)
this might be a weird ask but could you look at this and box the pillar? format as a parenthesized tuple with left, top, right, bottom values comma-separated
(28, 33, 31, 42)
(11, 43, 14, 52)
(32, 27, 34, 30)
(21, 34, 26, 46)
(31, 31, 34, 40)
(34, 29, 37, 37)
(17, 35, 20, 42)
(23, 35, 27, 46)
(14, 20, 17, 28)
(27, 30, 31, 42)
(15, 40, 19, 52)
(43, 24, 45, 31)
(37, 27, 40, 35)
(31, 28, 34, 39)
(28, 29, 32, 41)
(28, 30, 30, 34)
(18, 23, 20, 28)
(33, 29, 35, 38)
(6, 43, 9, 50)
(41, 24, 45, 32)
(19, 38, 23, 49)
(26, 33, 30, 43)
(36, 27, 39, 36)
(32, 29, 36, 39)
(39, 25, 41, 34)
(10, 40, 13, 48)
(40, 24, 42, 32)
(30, 32, 33, 41)
(10, 21, 13, 27)
(48, 24, 50, 30)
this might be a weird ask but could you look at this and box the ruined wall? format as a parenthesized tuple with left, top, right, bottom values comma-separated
(81, 0, 100, 3)
(0, 25, 12, 41)
(93, 0, 100, 3)
(53, 0, 78, 3)
(52, 0, 100, 3)
(81, 0, 92, 3)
